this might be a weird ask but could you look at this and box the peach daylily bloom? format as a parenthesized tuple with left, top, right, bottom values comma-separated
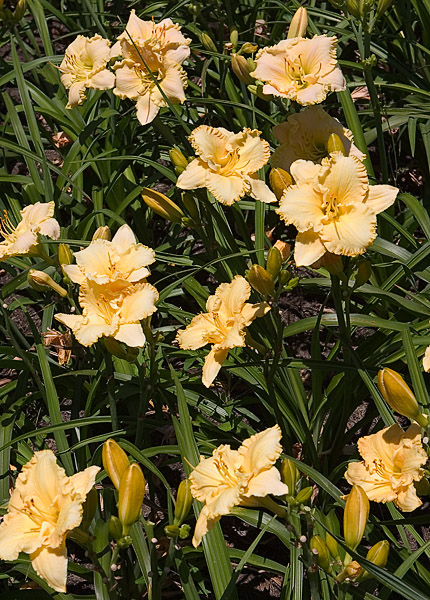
(345, 424, 427, 512)
(272, 106, 365, 173)
(63, 224, 155, 286)
(55, 279, 158, 347)
(424, 344, 430, 372)
(0, 201, 60, 261)
(251, 35, 345, 105)
(0, 450, 99, 592)
(189, 425, 289, 547)
(176, 276, 270, 387)
(59, 35, 115, 109)
(276, 152, 398, 267)
(176, 126, 277, 206)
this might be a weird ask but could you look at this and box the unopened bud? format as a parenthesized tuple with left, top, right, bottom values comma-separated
(269, 168, 293, 200)
(247, 57, 257, 71)
(345, 0, 361, 19)
(266, 246, 283, 279)
(377, 368, 427, 426)
(355, 260, 372, 287)
(273, 240, 291, 262)
(169, 147, 189, 172)
(108, 515, 123, 541)
(142, 188, 184, 223)
(327, 133, 346, 155)
(231, 53, 254, 85)
(164, 524, 181, 539)
(280, 459, 298, 494)
(28, 269, 68, 297)
(103, 337, 139, 362)
(13, 0, 27, 21)
(376, 0, 394, 17)
(179, 523, 191, 539)
(81, 486, 98, 531)
(248, 264, 275, 296)
(241, 42, 258, 54)
(362, 540, 389, 578)
(58, 243, 73, 267)
(174, 479, 193, 526)
(92, 226, 111, 241)
(288, 7, 308, 39)
(343, 485, 369, 552)
(294, 486, 313, 505)
(182, 192, 200, 221)
(230, 27, 238, 49)
(310, 535, 331, 572)
(102, 438, 129, 491)
(200, 32, 217, 53)
(118, 463, 146, 535)
(325, 533, 340, 560)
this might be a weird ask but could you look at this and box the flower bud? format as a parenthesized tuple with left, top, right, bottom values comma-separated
(273, 240, 291, 262)
(310, 535, 331, 572)
(355, 260, 372, 287)
(182, 192, 200, 221)
(92, 226, 111, 241)
(164, 524, 181, 539)
(327, 133, 346, 155)
(103, 337, 139, 363)
(325, 533, 340, 560)
(102, 438, 129, 491)
(287, 7, 308, 39)
(200, 32, 217, 53)
(231, 53, 255, 85)
(230, 27, 238, 49)
(278, 270, 291, 288)
(336, 560, 362, 583)
(118, 463, 146, 535)
(169, 147, 189, 172)
(269, 168, 293, 200)
(28, 269, 68, 297)
(294, 486, 313, 505)
(174, 479, 193, 526)
(248, 264, 275, 296)
(179, 523, 191, 539)
(266, 246, 283, 279)
(108, 515, 123, 541)
(343, 485, 369, 552)
(376, 0, 394, 17)
(13, 0, 27, 21)
(241, 42, 258, 54)
(366, 539, 389, 568)
(142, 188, 184, 223)
(188, 2, 201, 16)
(280, 459, 298, 494)
(58, 243, 73, 267)
(345, 0, 361, 18)
(377, 368, 428, 427)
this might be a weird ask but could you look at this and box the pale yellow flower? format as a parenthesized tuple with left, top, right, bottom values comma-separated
(56, 279, 158, 347)
(272, 106, 365, 173)
(0, 450, 99, 592)
(176, 276, 270, 387)
(176, 126, 276, 205)
(345, 424, 427, 512)
(0, 201, 60, 261)
(189, 425, 289, 547)
(59, 35, 115, 109)
(251, 35, 345, 105)
(424, 339, 430, 373)
(276, 152, 398, 267)
(63, 224, 155, 285)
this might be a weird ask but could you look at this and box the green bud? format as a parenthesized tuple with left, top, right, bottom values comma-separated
(288, 7, 308, 39)
(363, 540, 389, 577)
(294, 486, 313, 505)
(377, 368, 427, 427)
(187, 3, 201, 16)
(248, 264, 275, 296)
(28, 270, 68, 297)
(376, 0, 394, 17)
(174, 479, 193, 526)
(280, 459, 298, 494)
(327, 133, 346, 155)
(13, 0, 27, 21)
(102, 438, 129, 491)
(118, 463, 146, 536)
(231, 53, 254, 85)
(164, 524, 181, 539)
(169, 147, 189, 172)
(103, 337, 139, 362)
(269, 168, 293, 200)
(355, 260, 372, 287)
(200, 32, 217, 53)
(58, 243, 73, 267)
(241, 42, 258, 54)
(182, 192, 200, 221)
(117, 535, 132, 549)
(247, 57, 257, 71)
(325, 532, 340, 560)
(142, 188, 184, 223)
(179, 523, 191, 539)
(108, 515, 123, 541)
(345, 0, 361, 18)
(343, 485, 369, 552)
(266, 246, 283, 279)
(310, 535, 332, 572)
(278, 270, 291, 287)
(230, 27, 238, 49)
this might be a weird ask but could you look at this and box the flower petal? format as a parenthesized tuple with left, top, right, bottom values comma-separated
(276, 183, 324, 232)
(21, 201, 54, 223)
(320, 153, 368, 207)
(345, 461, 397, 504)
(0, 512, 44, 560)
(208, 276, 251, 317)
(136, 93, 160, 126)
(246, 175, 277, 203)
(61, 265, 85, 285)
(74, 322, 116, 346)
(206, 172, 247, 205)
(30, 543, 68, 593)
(120, 283, 158, 321)
(233, 129, 271, 174)
(111, 224, 136, 251)
(238, 425, 283, 474)
(189, 125, 229, 163)
(192, 506, 220, 548)
(114, 323, 146, 347)
(74, 240, 112, 284)
(176, 314, 220, 350)
(38, 218, 60, 240)
(240, 302, 271, 326)
(90, 69, 115, 90)
(366, 184, 398, 214)
(10, 230, 38, 254)
(176, 159, 208, 190)
(395, 485, 423, 512)
(69, 466, 100, 498)
(290, 160, 322, 184)
(320, 203, 376, 256)
(67, 81, 87, 108)
(202, 346, 229, 387)
(113, 60, 143, 100)
(424, 345, 430, 372)
(244, 467, 289, 498)
(293, 230, 326, 267)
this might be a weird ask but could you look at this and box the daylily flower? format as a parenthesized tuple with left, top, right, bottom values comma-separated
(276, 152, 398, 267)
(63, 224, 155, 285)
(251, 35, 345, 105)
(176, 276, 270, 387)
(0, 450, 99, 592)
(0, 201, 60, 261)
(345, 423, 427, 512)
(176, 126, 277, 205)
(189, 425, 289, 547)
(272, 106, 365, 173)
(423, 338, 430, 373)
(55, 279, 158, 347)
(59, 35, 115, 109)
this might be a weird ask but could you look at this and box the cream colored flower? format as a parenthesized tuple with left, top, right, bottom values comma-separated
(59, 35, 115, 109)
(0, 201, 60, 261)
(176, 126, 276, 205)
(0, 450, 99, 592)
(56, 279, 158, 347)
(424, 339, 430, 372)
(276, 152, 398, 267)
(190, 425, 289, 547)
(63, 224, 155, 285)
(272, 106, 365, 173)
(176, 276, 270, 387)
(345, 424, 427, 512)
(251, 35, 345, 105)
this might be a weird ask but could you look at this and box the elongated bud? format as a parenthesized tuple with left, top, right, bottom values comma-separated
(288, 7, 308, 39)
(278, 270, 291, 288)
(294, 486, 313, 505)
(103, 337, 139, 363)
(273, 240, 291, 262)
(241, 42, 258, 54)
(200, 32, 217, 53)
(363, 540, 389, 576)
(248, 264, 275, 296)
(266, 246, 283, 279)
(164, 524, 181, 539)
(343, 485, 369, 552)
(108, 515, 123, 541)
(280, 459, 298, 494)
(81, 486, 98, 531)
(377, 368, 428, 426)
(182, 192, 200, 221)
(118, 463, 146, 535)
(174, 479, 193, 526)
(269, 168, 293, 200)
(376, 0, 394, 17)
(28, 269, 68, 297)
(169, 147, 189, 172)
(325, 533, 340, 560)
(310, 535, 331, 572)
(327, 133, 346, 155)
(102, 438, 129, 491)
(92, 226, 111, 241)
(345, 0, 361, 18)
(58, 243, 73, 267)
(355, 260, 372, 287)
(230, 27, 238, 49)
(336, 560, 362, 583)
(231, 53, 254, 85)
(142, 188, 184, 223)
(13, 0, 27, 20)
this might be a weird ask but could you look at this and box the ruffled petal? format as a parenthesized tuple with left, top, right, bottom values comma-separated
(38, 218, 60, 240)
(293, 230, 326, 267)
(395, 485, 423, 512)
(30, 543, 68, 593)
(176, 159, 208, 190)
(114, 323, 146, 347)
(238, 425, 283, 474)
(320, 153, 368, 207)
(69, 465, 100, 498)
(0, 512, 43, 560)
(120, 283, 158, 321)
(60, 265, 85, 284)
(320, 203, 376, 257)
(176, 314, 221, 350)
(240, 302, 271, 326)
(276, 184, 324, 232)
(189, 125, 229, 163)
(246, 175, 277, 203)
(206, 172, 247, 205)
(244, 467, 289, 497)
(366, 184, 398, 214)
(202, 346, 229, 387)
(234, 129, 271, 174)
(67, 81, 87, 108)
(290, 160, 322, 184)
